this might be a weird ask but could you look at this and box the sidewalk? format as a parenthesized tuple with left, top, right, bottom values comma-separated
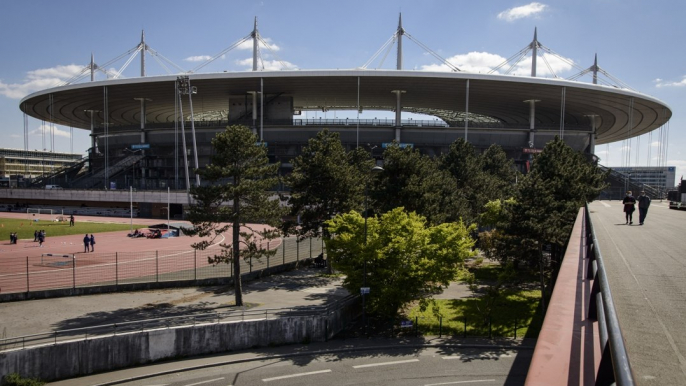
(0, 268, 348, 338)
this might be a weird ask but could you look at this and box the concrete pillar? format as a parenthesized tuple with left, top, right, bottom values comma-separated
(391, 90, 405, 142)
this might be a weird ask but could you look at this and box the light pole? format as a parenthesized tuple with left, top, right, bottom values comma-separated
(363, 165, 383, 335)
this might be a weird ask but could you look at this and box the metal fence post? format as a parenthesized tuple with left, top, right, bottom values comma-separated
(156, 250, 159, 282)
(514, 318, 517, 339)
(250, 254, 252, 273)
(309, 237, 312, 258)
(115, 252, 118, 286)
(297, 239, 299, 262)
(488, 316, 492, 339)
(26, 256, 29, 293)
(267, 241, 270, 268)
(72, 255, 76, 290)
(283, 236, 285, 265)
(439, 316, 442, 337)
(194, 250, 197, 281)
(464, 315, 467, 338)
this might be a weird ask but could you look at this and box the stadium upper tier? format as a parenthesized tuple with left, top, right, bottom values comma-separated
(20, 70, 671, 145)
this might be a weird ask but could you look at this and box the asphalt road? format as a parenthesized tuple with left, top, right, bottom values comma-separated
(55, 345, 531, 386)
(588, 200, 686, 385)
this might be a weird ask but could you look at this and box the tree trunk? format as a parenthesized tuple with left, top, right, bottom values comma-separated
(233, 196, 243, 307)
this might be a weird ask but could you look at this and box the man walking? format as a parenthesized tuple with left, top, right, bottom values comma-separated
(83, 234, 90, 253)
(638, 191, 651, 225)
(69, 214, 75, 227)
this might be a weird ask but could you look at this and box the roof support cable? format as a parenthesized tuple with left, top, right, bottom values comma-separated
(114, 46, 143, 79)
(537, 43, 586, 73)
(362, 33, 397, 69)
(540, 53, 558, 78)
(257, 35, 293, 70)
(503, 49, 531, 75)
(150, 54, 174, 75)
(191, 33, 252, 73)
(488, 46, 531, 74)
(404, 31, 461, 71)
(376, 35, 398, 69)
(146, 47, 187, 73)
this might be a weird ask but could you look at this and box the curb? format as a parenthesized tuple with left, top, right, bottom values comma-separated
(90, 340, 535, 386)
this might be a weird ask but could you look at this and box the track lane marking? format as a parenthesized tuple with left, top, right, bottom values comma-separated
(262, 369, 331, 382)
(352, 358, 420, 368)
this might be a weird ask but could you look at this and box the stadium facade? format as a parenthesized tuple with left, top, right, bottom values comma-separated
(15, 20, 673, 195)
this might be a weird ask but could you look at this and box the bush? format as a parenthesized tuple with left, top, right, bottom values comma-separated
(3, 373, 45, 386)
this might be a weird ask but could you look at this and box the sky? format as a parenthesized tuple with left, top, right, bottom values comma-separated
(1, 0, 684, 184)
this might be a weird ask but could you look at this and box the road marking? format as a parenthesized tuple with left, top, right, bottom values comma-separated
(425, 380, 496, 386)
(186, 378, 224, 386)
(441, 352, 513, 360)
(262, 369, 331, 382)
(600, 201, 611, 207)
(352, 358, 420, 369)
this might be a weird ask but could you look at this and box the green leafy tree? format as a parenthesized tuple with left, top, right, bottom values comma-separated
(325, 207, 476, 317)
(283, 129, 371, 239)
(185, 125, 283, 306)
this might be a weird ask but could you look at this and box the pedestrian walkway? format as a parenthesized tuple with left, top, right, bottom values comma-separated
(0, 268, 348, 339)
(588, 200, 686, 385)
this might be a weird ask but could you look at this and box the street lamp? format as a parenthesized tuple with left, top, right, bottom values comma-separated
(363, 164, 383, 335)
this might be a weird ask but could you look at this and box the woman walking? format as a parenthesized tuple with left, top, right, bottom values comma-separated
(623, 191, 636, 225)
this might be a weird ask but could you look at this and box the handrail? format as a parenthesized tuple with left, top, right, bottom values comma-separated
(0, 294, 357, 352)
(585, 203, 635, 386)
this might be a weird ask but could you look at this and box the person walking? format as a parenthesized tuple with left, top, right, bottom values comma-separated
(83, 234, 90, 253)
(33, 230, 38, 242)
(638, 191, 651, 225)
(69, 214, 75, 227)
(38, 231, 44, 247)
(623, 191, 636, 225)
(89, 234, 95, 252)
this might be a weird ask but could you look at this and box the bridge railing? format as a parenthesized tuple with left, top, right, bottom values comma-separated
(585, 203, 635, 386)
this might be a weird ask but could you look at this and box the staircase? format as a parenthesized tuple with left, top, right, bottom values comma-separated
(69, 154, 144, 189)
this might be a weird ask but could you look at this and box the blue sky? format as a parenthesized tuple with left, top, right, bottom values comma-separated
(1, 0, 684, 183)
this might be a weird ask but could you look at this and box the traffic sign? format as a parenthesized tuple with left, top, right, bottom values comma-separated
(360, 287, 370, 295)
(400, 320, 413, 328)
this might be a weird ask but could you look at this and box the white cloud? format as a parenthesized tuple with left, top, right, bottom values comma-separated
(235, 58, 296, 71)
(420, 51, 573, 76)
(29, 123, 71, 139)
(184, 55, 213, 62)
(0, 64, 83, 99)
(651, 141, 661, 147)
(498, 2, 548, 22)
(654, 76, 686, 88)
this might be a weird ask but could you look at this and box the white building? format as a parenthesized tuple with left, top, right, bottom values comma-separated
(609, 166, 676, 191)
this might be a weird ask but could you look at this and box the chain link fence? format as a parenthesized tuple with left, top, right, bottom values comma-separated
(0, 236, 325, 295)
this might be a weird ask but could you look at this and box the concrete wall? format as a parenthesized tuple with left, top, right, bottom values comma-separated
(0, 299, 358, 384)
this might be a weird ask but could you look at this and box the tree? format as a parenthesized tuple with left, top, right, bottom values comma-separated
(283, 129, 371, 239)
(325, 207, 476, 317)
(371, 144, 463, 225)
(185, 125, 283, 306)
(491, 137, 608, 311)
(439, 139, 486, 224)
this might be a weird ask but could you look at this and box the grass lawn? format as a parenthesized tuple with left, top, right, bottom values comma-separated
(408, 289, 543, 339)
(0, 217, 146, 240)
(407, 261, 544, 339)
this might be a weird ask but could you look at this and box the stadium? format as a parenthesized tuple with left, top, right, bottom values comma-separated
(14, 19, 673, 197)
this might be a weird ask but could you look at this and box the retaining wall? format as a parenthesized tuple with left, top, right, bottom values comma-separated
(0, 298, 358, 384)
